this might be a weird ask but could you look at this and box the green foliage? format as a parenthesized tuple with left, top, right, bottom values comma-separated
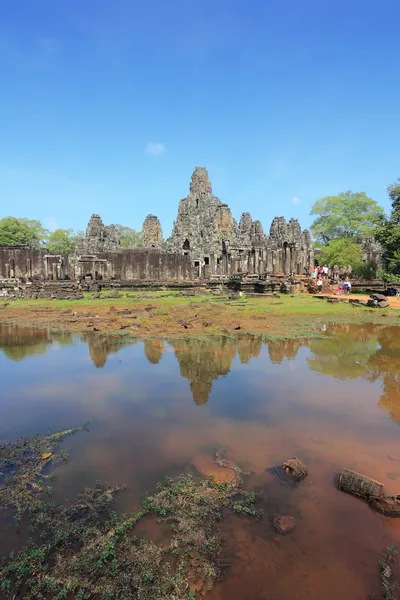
(0, 217, 48, 248)
(353, 260, 378, 280)
(375, 178, 400, 277)
(0, 435, 261, 600)
(318, 238, 363, 269)
(112, 225, 142, 248)
(388, 179, 400, 224)
(380, 545, 399, 600)
(46, 228, 79, 256)
(310, 191, 384, 244)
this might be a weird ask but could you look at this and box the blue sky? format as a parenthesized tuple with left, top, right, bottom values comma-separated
(1, 0, 399, 237)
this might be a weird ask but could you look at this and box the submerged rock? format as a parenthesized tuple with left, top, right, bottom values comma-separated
(192, 454, 237, 484)
(41, 452, 53, 461)
(274, 516, 296, 534)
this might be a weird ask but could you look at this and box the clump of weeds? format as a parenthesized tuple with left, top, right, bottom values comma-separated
(0, 429, 262, 599)
(380, 545, 399, 600)
(0, 423, 88, 523)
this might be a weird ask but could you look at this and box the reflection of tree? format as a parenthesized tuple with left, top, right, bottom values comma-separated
(80, 334, 131, 368)
(144, 339, 164, 364)
(0, 325, 53, 361)
(307, 324, 379, 379)
(368, 327, 400, 425)
(268, 339, 307, 364)
(306, 324, 400, 428)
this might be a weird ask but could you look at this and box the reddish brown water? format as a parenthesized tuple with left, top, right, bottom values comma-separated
(1, 323, 400, 599)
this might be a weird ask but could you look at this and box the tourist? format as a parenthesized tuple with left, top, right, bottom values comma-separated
(343, 279, 351, 296)
(317, 278, 323, 293)
(337, 280, 343, 295)
(322, 265, 329, 278)
(311, 269, 317, 281)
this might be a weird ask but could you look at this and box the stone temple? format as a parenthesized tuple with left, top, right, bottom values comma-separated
(166, 166, 314, 278)
(0, 166, 314, 282)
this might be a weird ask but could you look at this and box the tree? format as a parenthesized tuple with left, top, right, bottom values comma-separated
(310, 191, 384, 244)
(318, 238, 363, 270)
(112, 225, 142, 248)
(375, 178, 400, 278)
(388, 179, 400, 224)
(46, 229, 79, 256)
(0, 217, 48, 248)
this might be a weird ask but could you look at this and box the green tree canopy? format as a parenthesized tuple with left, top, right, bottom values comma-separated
(318, 238, 363, 269)
(112, 225, 142, 248)
(388, 179, 400, 224)
(310, 191, 384, 244)
(46, 229, 79, 256)
(0, 217, 48, 248)
(375, 178, 400, 278)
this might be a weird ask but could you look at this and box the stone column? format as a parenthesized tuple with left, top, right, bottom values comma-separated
(277, 249, 282, 274)
(266, 250, 272, 273)
(284, 246, 290, 274)
(254, 249, 259, 274)
(290, 247, 296, 273)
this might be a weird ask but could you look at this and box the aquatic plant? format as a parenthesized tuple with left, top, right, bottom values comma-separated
(380, 545, 399, 600)
(0, 430, 262, 599)
(0, 424, 87, 523)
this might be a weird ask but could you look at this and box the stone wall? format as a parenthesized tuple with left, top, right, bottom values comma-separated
(75, 249, 191, 281)
(0, 246, 71, 281)
(0, 246, 191, 283)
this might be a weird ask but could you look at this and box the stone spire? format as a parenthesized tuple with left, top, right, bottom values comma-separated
(141, 214, 163, 248)
(81, 214, 120, 253)
(189, 167, 212, 196)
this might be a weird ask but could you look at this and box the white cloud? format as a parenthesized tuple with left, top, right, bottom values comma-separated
(292, 196, 301, 205)
(145, 142, 165, 156)
(44, 217, 58, 231)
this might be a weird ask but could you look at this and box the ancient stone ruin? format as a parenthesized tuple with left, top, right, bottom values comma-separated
(79, 214, 120, 254)
(141, 215, 163, 248)
(166, 167, 314, 277)
(0, 166, 314, 284)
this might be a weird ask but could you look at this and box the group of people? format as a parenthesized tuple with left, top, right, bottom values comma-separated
(306, 264, 329, 279)
(305, 264, 352, 296)
(306, 264, 328, 294)
(337, 279, 352, 296)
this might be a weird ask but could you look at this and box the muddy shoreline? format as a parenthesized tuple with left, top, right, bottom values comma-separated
(0, 294, 399, 341)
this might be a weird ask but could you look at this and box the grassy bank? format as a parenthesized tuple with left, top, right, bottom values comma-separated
(0, 294, 399, 341)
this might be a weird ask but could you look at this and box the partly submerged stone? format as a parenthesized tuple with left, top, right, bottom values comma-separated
(41, 452, 53, 461)
(282, 457, 308, 482)
(192, 454, 237, 484)
(274, 516, 296, 534)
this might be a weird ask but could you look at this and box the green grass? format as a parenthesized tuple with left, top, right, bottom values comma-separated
(4, 294, 399, 341)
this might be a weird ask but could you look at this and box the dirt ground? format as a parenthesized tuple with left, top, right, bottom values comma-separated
(0, 293, 399, 340)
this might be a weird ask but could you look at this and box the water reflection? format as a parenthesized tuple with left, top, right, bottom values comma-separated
(369, 327, 400, 425)
(307, 324, 380, 379)
(144, 339, 164, 364)
(80, 332, 134, 368)
(0, 325, 74, 361)
(268, 339, 308, 363)
(1, 323, 400, 599)
(1, 324, 400, 419)
(169, 337, 238, 405)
